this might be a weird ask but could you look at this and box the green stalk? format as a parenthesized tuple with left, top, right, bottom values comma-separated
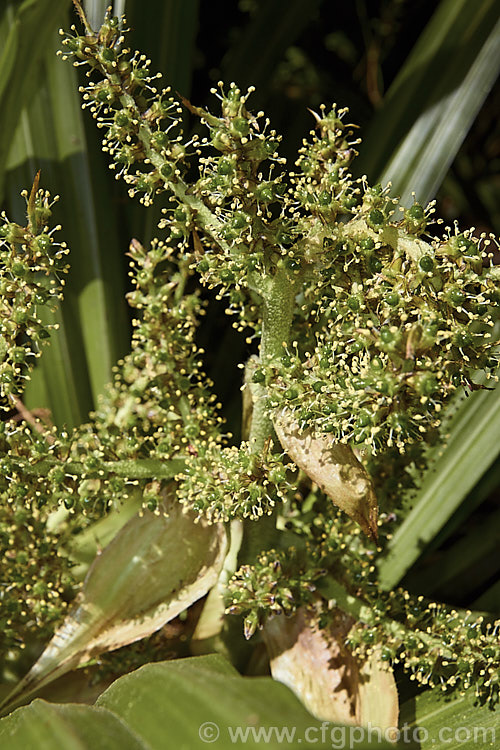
(138, 123, 232, 256)
(316, 577, 373, 624)
(239, 265, 297, 562)
(18, 456, 185, 479)
(317, 577, 464, 662)
(248, 265, 296, 453)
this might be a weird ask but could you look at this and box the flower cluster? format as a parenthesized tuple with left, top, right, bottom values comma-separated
(227, 538, 500, 701)
(59, 8, 287, 287)
(226, 547, 323, 639)
(176, 441, 294, 522)
(0, 238, 221, 519)
(59, 13, 185, 207)
(0, 501, 76, 661)
(60, 13, 500, 460)
(0, 183, 68, 408)
(190, 82, 293, 291)
(291, 103, 361, 226)
(226, 493, 375, 630)
(60, 11, 293, 321)
(92, 238, 222, 461)
(225, 486, 500, 700)
(265, 202, 500, 451)
(347, 594, 500, 702)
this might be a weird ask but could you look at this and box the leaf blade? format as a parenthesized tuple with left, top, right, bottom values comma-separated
(378, 387, 500, 590)
(0, 701, 145, 750)
(97, 654, 391, 749)
(0, 0, 71, 202)
(399, 688, 497, 749)
(356, 0, 500, 205)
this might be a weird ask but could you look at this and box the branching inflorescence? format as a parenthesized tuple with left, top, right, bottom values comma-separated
(226, 517, 500, 701)
(0, 177, 68, 409)
(58, 8, 500, 457)
(0, 2, 499, 705)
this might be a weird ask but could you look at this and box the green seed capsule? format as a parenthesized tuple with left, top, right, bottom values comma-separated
(219, 269, 235, 283)
(453, 330, 473, 348)
(115, 110, 130, 127)
(407, 204, 424, 220)
(256, 185, 274, 203)
(0, 368, 15, 385)
(160, 163, 174, 179)
(347, 295, 361, 311)
(276, 230, 293, 246)
(286, 257, 301, 271)
(351, 377, 367, 390)
(100, 46, 115, 62)
(133, 68, 150, 82)
(475, 302, 488, 316)
(11, 347, 26, 364)
(368, 255, 382, 274)
(13, 309, 29, 325)
(414, 373, 438, 396)
(343, 192, 361, 210)
(35, 233, 52, 252)
(357, 410, 372, 427)
(380, 326, 395, 343)
(232, 117, 250, 136)
(349, 340, 364, 353)
(448, 288, 465, 306)
(362, 629, 376, 644)
(174, 208, 187, 222)
(153, 131, 169, 147)
(11, 261, 29, 278)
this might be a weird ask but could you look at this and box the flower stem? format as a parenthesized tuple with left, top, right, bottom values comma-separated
(248, 265, 296, 453)
(240, 266, 297, 562)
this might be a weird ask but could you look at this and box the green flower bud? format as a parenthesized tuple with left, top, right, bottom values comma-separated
(367, 209, 385, 229)
(419, 255, 434, 272)
(217, 158, 234, 175)
(231, 117, 250, 137)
